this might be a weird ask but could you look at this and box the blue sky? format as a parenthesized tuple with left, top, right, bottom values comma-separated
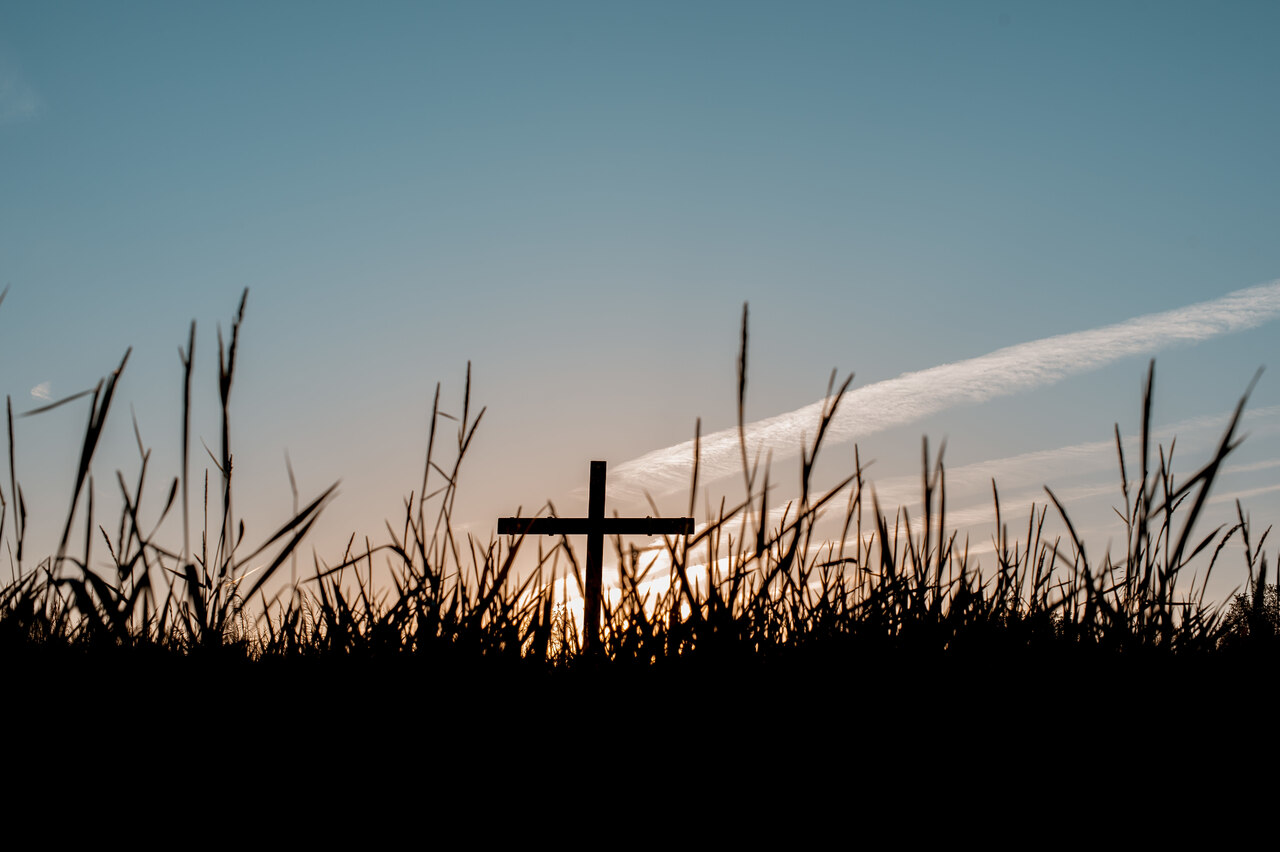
(2, 2, 1279, 598)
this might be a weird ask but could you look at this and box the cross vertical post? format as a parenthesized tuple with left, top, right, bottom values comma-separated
(583, 460, 606, 654)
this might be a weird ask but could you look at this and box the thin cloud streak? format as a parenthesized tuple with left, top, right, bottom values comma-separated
(0, 70, 42, 125)
(613, 280, 1280, 498)
(737, 404, 1280, 544)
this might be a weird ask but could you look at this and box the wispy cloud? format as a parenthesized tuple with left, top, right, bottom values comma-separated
(612, 280, 1280, 498)
(726, 403, 1280, 545)
(0, 68, 41, 125)
(30, 381, 51, 401)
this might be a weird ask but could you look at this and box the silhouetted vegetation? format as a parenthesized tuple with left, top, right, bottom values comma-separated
(3, 293, 1277, 702)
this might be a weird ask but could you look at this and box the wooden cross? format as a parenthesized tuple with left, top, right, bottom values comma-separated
(498, 460, 694, 654)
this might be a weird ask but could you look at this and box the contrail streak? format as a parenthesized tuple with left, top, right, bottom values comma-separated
(737, 403, 1280, 543)
(612, 280, 1280, 498)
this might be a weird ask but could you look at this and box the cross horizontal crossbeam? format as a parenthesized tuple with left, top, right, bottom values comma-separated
(497, 517, 694, 536)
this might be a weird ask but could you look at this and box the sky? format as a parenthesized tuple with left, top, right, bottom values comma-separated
(2, 2, 1279, 604)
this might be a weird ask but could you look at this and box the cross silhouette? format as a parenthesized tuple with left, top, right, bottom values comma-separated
(498, 460, 694, 654)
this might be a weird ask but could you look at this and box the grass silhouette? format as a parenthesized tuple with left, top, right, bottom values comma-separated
(2, 292, 1277, 700)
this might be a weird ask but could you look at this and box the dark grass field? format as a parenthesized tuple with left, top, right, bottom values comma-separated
(3, 293, 1277, 745)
